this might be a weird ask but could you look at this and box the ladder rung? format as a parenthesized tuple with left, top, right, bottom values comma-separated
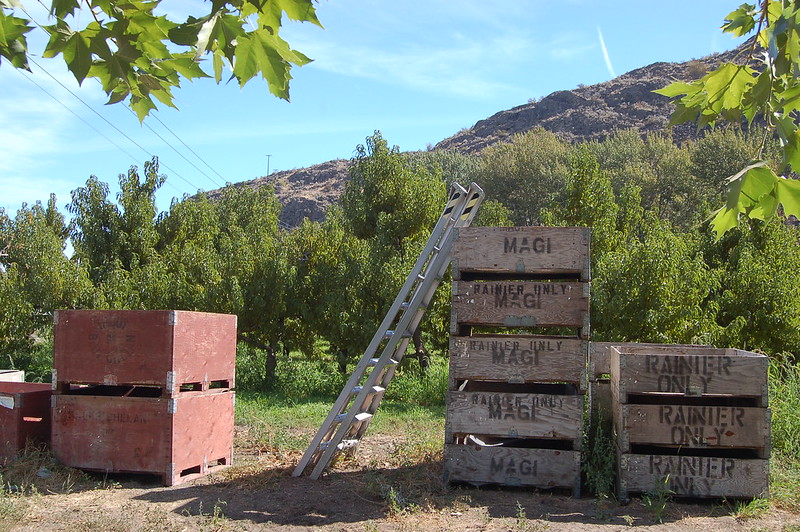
(334, 412, 373, 424)
(351, 385, 385, 395)
(416, 273, 425, 281)
(368, 358, 398, 367)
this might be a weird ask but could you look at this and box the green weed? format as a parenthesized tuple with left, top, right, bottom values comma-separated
(641, 474, 673, 524)
(732, 497, 770, 519)
(582, 402, 616, 498)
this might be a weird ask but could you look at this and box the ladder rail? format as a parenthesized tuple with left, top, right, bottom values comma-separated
(306, 183, 485, 479)
(292, 183, 469, 477)
(341, 185, 484, 446)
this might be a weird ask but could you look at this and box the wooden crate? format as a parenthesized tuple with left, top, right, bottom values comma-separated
(610, 346, 768, 406)
(451, 281, 590, 335)
(0, 370, 24, 382)
(589, 342, 710, 381)
(450, 335, 587, 389)
(51, 388, 233, 486)
(618, 452, 769, 501)
(447, 390, 583, 444)
(451, 226, 591, 281)
(0, 383, 52, 462)
(445, 444, 581, 494)
(615, 403, 770, 457)
(53, 310, 236, 394)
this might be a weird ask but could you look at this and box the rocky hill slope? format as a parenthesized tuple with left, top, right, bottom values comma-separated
(235, 43, 749, 226)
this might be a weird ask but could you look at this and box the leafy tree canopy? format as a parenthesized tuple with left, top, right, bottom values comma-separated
(0, 0, 321, 120)
(656, 0, 800, 237)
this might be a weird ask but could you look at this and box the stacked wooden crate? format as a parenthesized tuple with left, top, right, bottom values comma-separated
(51, 310, 237, 486)
(444, 227, 590, 494)
(611, 345, 770, 501)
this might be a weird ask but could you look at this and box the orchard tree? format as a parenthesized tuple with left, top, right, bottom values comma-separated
(656, 0, 800, 236)
(0, 196, 96, 375)
(0, 0, 321, 119)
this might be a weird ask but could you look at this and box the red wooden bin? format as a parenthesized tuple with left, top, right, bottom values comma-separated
(51, 388, 234, 486)
(53, 310, 236, 394)
(0, 382, 52, 462)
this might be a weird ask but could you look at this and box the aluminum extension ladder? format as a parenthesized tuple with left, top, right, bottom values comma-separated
(293, 182, 484, 479)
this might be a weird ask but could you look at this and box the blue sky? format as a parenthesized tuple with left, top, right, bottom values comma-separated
(1, 0, 746, 215)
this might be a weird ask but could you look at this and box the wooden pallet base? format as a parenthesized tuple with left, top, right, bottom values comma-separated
(444, 444, 581, 496)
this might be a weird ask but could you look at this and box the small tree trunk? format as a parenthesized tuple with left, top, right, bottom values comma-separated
(265, 344, 277, 385)
(412, 329, 430, 373)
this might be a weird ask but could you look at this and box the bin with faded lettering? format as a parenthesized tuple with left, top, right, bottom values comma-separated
(610, 345, 770, 501)
(53, 310, 236, 395)
(51, 387, 233, 486)
(0, 382, 51, 461)
(445, 226, 589, 494)
(449, 335, 587, 390)
(451, 226, 590, 281)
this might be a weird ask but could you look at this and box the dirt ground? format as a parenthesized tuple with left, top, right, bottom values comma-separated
(6, 431, 800, 532)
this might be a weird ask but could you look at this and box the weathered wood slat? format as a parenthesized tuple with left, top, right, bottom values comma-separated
(610, 346, 769, 406)
(451, 281, 590, 332)
(450, 335, 587, 387)
(615, 404, 771, 456)
(452, 226, 590, 281)
(617, 452, 769, 502)
(589, 342, 710, 381)
(446, 391, 583, 442)
(445, 444, 580, 494)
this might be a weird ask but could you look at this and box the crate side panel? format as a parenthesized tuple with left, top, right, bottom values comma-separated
(619, 453, 769, 499)
(54, 310, 174, 386)
(447, 391, 583, 441)
(450, 336, 587, 386)
(170, 391, 234, 478)
(614, 347, 768, 402)
(171, 312, 237, 388)
(452, 281, 589, 328)
(445, 444, 580, 489)
(452, 227, 590, 279)
(0, 384, 52, 461)
(52, 395, 171, 474)
(619, 404, 770, 454)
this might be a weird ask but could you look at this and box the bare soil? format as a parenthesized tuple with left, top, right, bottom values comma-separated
(5, 430, 799, 532)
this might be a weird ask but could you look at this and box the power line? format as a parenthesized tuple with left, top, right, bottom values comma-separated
(25, 56, 204, 193)
(14, 67, 184, 196)
(14, 6, 213, 196)
(152, 114, 229, 187)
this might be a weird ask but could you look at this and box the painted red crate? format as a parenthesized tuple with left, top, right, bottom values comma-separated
(53, 310, 236, 394)
(0, 382, 52, 462)
(51, 389, 234, 486)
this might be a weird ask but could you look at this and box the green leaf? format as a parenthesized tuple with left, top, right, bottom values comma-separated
(0, 9, 32, 69)
(734, 164, 777, 207)
(160, 55, 209, 80)
(748, 191, 778, 220)
(775, 177, 800, 217)
(709, 206, 742, 239)
(62, 31, 91, 83)
(722, 3, 758, 36)
(653, 81, 695, 99)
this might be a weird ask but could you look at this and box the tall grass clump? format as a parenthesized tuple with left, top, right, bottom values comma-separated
(385, 356, 449, 407)
(768, 355, 800, 509)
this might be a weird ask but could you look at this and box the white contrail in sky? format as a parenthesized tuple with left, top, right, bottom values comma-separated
(597, 27, 616, 78)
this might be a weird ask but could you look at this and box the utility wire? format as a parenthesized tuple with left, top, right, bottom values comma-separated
(26, 56, 203, 193)
(152, 114, 229, 187)
(128, 108, 226, 189)
(16, 6, 211, 196)
(14, 68, 184, 195)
